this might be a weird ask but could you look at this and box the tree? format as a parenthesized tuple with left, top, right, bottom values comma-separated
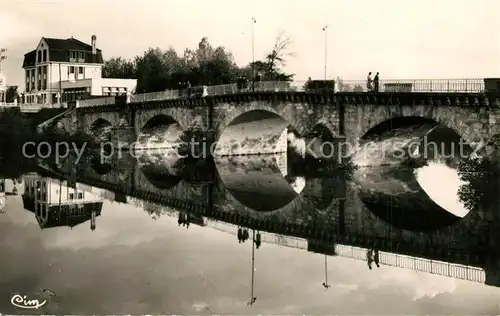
(239, 32, 295, 82)
(102, 35, 294, 94)
(5, 86, 19, 102)
(458, 156, 500, 211)
(263, 31, 294, 80)
(102, 57, 136, 79)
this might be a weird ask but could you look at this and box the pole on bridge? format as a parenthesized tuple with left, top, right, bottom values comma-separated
(322, 26, 328, 81)
(322, 255, 331, 289)
(248, 229, 257, 306)
(251, 17, 256, 92)
(0, 48, 7, 104)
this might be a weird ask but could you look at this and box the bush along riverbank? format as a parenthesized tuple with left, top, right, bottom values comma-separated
(0, 110, 99, 177)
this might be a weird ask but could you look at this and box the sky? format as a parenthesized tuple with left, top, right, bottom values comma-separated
(1, 0, 499, 88)
(1, 182, 500, 314)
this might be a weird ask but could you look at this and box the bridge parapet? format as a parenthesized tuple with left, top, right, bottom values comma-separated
(76, 78, 493, 108)
(337, 91, 500, 107)
(0, 102, 65, 113)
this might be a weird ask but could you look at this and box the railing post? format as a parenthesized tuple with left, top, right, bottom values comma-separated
(465, 79, 468, 92)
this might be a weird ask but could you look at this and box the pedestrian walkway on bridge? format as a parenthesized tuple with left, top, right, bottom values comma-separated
(2, 77, 494, 112)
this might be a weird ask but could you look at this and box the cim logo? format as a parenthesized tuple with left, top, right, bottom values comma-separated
(10, 294, 47, 310)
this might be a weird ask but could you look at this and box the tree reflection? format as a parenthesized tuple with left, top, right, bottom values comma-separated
(293, 156, 358, 180)
(458, 156, 500, 212)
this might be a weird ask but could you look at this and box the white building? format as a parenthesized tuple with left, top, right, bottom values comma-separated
(22, 35, 137, 105)
(22, 173, 104, 230)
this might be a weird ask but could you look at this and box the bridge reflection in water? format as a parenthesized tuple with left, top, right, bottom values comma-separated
(29, 145, 500, 288)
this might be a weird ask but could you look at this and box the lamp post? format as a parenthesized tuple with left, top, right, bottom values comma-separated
(248, 229, 257, 305)
(322, 26, 328, 80)
(322, 255, 331, 289)
(251, 17, 256, 91)
(0, 48, 6, 103)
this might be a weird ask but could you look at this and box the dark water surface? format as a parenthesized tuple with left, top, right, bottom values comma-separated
(2, 117, 500, 313)
(1, 155, 500, 314)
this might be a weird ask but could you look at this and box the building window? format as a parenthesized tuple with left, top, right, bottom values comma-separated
(37, 51, 41, 63)
(78, 192, 83, 199)
(37, 67, 41, 90)
(69, 66, 75, 74)
(69, 193, 74, 200)
(44, 66, 48, 90)
(43, 49, 47, 62)
(79, 52, 85, 60)
(78, 66, 84, 74)
(26, 70, 30, 92)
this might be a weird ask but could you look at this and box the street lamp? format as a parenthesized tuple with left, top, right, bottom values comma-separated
(248, 229, 257, 306)
(322, 26, 328, 80)
(0, 48, 6, 72)
(0, 48, 6, 103)
(251, 17, 256, 91)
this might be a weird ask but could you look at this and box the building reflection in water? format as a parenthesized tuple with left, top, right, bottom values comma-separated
(0, 178, 5, 212)
(21, 173, 104, 230)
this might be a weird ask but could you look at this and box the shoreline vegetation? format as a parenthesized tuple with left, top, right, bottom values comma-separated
(0, 110, 95, 178)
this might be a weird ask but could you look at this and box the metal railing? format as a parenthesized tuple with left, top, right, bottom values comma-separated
(76, 97, 116, 108)
(334, 244, 485, 283)
(337, 78, 485, 93)
(0, 102, 64, 113)
(76, 78, 488, 107)
(204, 219, 485, 283)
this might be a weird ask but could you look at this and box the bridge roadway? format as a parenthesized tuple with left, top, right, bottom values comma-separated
(36, 152, 500, 287)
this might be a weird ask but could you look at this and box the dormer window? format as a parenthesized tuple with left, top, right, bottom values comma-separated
(69, 51, 85, 62)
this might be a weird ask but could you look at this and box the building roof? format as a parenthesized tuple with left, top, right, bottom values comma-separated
(39, 202, 103, 229)
(22, 195, 103, 229)
(23, 51, 36, 68)
(23, 37, 104, 68)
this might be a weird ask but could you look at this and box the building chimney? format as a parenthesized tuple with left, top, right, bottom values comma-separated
(91, 35, 96, 55)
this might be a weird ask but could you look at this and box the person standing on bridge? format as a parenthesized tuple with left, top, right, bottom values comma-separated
(367, 249, 374, 270)
(186, 81, 192, 98)
(374, 250, 380, 268)
(366, 72, 373, 92)
(238, 227, 243, 243)
(373, 72, 380, 92)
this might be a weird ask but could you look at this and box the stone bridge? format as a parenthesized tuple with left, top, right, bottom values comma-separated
(55, 91, 500, 161)
(40, 149, 500, 287)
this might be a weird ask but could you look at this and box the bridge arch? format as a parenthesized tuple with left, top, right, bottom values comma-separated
(215, 108, 307, 157)
(215, 103, 309, 142)
(90, 157, 112, 175)
(136, 114, 183, 149)
(90, 118, 113, 141)
(355, 105, 485, 152)
(136, 149, 183, 190)
(353, 111, 486, 232)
